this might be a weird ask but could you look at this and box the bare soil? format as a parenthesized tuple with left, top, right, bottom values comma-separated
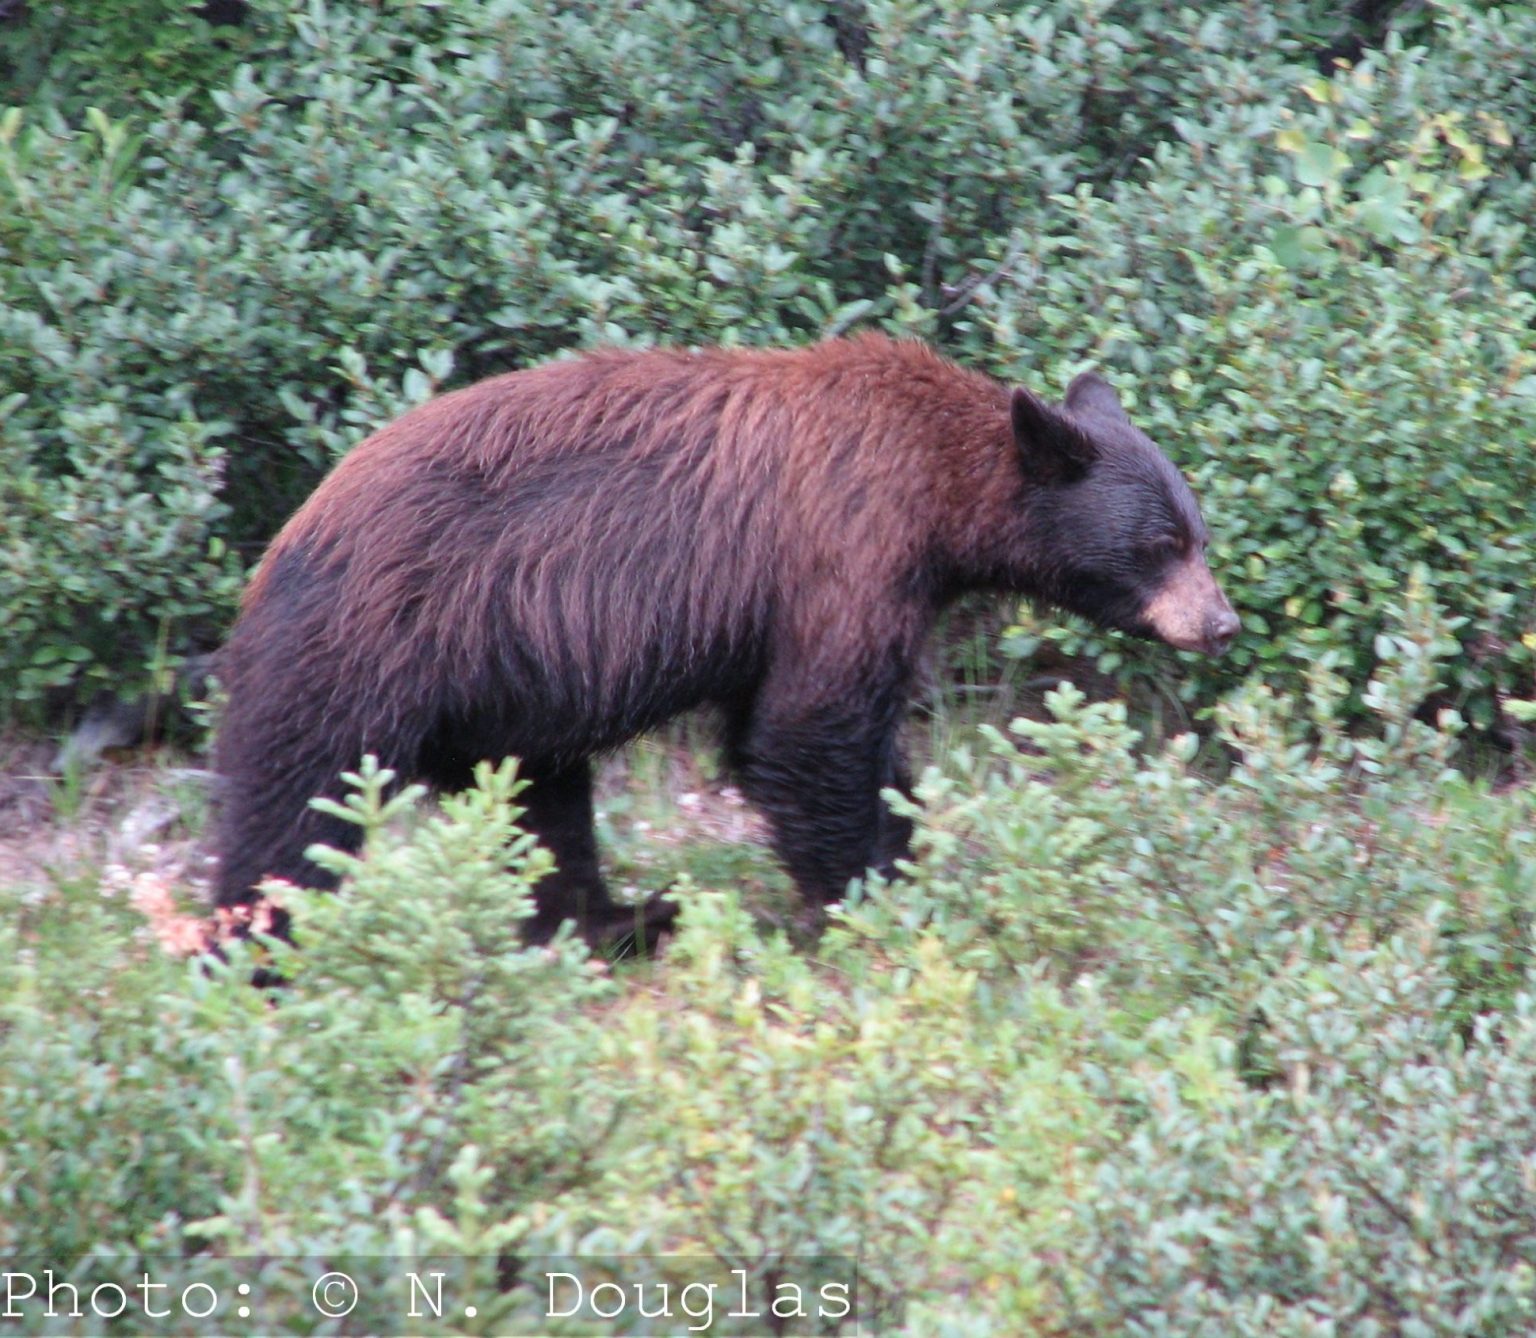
(0, 730, 771, 958)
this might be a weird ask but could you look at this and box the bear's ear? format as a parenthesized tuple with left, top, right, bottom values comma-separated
(1063, 369, 1131, 424)
(1011, 385, 1097, 483)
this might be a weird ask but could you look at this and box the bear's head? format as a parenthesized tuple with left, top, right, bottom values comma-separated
(1010, 372, 1239, 657)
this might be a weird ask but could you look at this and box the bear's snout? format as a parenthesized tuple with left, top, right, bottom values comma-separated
(1202, 605, 1241, 657)
(1138, 555, 1239, 657)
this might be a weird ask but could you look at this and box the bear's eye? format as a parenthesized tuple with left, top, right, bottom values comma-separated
(1145, 533, 1183, 558)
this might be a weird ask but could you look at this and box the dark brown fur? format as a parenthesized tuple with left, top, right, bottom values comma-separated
(215, 334, 1236, 945)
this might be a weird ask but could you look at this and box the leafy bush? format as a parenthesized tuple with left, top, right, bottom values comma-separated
(0, 108, 242, 709)
(979, 35, 1536, 730)
(0, 0, 269, 123)
(5, 0, 1533, 727)
(843, 579, 1534, 1032)
(0, 758, 618, 1317)
(3, 592, 1534, 1331)
(1060, 967, 1536, 1336)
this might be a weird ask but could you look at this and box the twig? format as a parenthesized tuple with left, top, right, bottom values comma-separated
(938, 231, 1029, 318)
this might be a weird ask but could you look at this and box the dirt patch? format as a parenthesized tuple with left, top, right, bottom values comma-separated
(1, 730, 774, 959)
(0, 732, 216, 949)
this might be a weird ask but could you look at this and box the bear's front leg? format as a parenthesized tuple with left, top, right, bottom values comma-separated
(727, 689, 911, 914)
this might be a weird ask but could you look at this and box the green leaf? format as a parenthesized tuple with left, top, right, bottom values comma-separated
(1295, 141, 1349, 187)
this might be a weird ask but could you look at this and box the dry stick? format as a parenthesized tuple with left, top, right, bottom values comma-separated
(939, 232, 1030, 319)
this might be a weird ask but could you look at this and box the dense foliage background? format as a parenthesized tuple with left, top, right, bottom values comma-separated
(5, 3, 1536, 1334)
(3, 0, 1534, 731)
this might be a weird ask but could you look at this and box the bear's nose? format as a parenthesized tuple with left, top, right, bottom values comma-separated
(1205, 608, 1240, 656)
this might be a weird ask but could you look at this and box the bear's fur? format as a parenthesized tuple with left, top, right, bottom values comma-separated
(214, 334, 1236, 944)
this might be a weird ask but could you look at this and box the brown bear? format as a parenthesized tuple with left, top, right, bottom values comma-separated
(214, 334, 1237, 947)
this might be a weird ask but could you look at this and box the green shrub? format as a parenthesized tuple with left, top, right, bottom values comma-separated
(0, 0, 271, 122)
(838, 588, 1536, 1329)
(0, 758, 618, 1301)
(844, 577, 1535, 1032)
(5, 592, 1534, 1331)
(1056, 964, 1536, 1335)
(976, 40, 1536, 730)
(0, 109, 242, 709)
(3, 0, 1533, 730)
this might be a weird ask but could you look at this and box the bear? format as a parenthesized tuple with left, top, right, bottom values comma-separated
(213, 333, 1237, 948)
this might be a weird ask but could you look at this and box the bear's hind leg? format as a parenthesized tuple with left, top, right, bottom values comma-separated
(517, 760, 678, 953)
(213, 741, 370, 940)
